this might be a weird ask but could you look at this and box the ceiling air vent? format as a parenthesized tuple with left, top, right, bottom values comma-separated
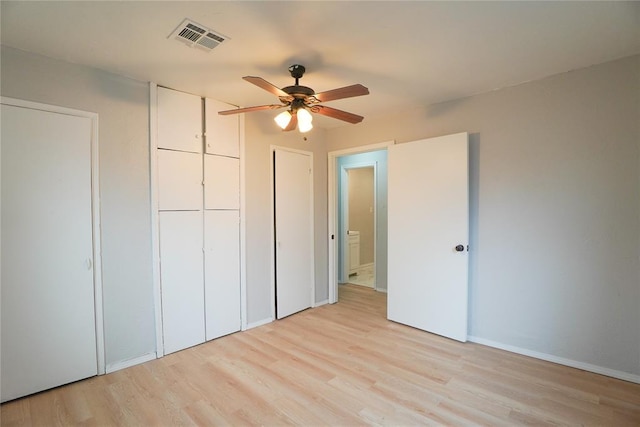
(169, 18, 229, 52)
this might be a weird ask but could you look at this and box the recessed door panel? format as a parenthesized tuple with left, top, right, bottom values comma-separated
(159, 211, 205, 354)
(204, 210, 241, 340)
(158, 149, 203, 211)
(204, 154, 239, 209)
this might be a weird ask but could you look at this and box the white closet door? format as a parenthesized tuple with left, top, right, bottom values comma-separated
(159, 211, 205, 354)
(158, 149, 203, 211)
(274, 149, 314, 319)
(205, 98, 239, 158)
(204, 210, 241, 340)
(157, 87, 202, 153)
(204, 155, 239, 209)
(1, 104, 97, 402)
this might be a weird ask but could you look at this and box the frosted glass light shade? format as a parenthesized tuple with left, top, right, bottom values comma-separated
(297, 108, 313, 124)
(298, 120, 313, 133)
(274, 110, 292, 129)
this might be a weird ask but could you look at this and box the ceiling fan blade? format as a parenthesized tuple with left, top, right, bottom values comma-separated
(243, 76, 290, 98)
(218, 104, 285, 115)
(312, 105, 364, 124)
(283, 111, 298, 131)
(313, 84, 369, 103)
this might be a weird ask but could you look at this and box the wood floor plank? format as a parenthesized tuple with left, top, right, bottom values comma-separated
(2, 284, 639, 426)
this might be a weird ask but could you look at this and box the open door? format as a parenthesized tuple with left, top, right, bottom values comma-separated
(387, 133, 469, 342)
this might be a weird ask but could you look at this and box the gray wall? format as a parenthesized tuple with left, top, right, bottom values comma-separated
(327, 55, 640, 376)
(1, 46, 155, 366)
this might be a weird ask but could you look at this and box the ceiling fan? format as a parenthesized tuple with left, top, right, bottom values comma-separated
(218, 64, 369, 132)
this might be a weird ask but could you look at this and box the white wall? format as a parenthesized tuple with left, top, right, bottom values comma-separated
(327, 55, 640, 377)
(1, 46, 156, 367)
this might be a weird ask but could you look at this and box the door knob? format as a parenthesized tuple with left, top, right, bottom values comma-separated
(455, 245, 464, 252)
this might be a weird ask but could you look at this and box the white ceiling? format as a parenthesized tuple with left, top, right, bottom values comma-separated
(2, 1, 639, 128)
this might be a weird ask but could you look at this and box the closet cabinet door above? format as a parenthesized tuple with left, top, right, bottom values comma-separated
(158, 150, 203, 211)
(205, 98, 239, 158)
(204, 155, 239, 209)
(158, 87, 203, 153)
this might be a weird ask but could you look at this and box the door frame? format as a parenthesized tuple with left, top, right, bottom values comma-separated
(339, 163, 378, 286)
(328, 140, 395, 304)
(270, 145, 315, 320)
(0, 96, 106, 375)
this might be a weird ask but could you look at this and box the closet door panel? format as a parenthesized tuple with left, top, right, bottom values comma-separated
(204, 155, 240, 209)
(204, 210, 241, 340)
(158, 149, 203, 211)
(159, 211, 205, 354)
(205, 98, 239, 158)
(157, 87, 203, 153)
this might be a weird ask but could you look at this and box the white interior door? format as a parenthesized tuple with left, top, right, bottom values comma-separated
(1, 104, 98, 402)
(159, 211, 205, 354)
(274, 149, 313, 319)
(387, 133, 469, 342)
(204, 210, 241, 340)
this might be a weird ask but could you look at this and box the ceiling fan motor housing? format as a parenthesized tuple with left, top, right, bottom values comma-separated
(288, 64, 305, 79)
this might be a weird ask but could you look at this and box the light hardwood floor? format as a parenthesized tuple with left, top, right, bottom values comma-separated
(2, 284, 639, 426)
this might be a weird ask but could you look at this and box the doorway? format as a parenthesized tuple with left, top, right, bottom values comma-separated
(342, 165, 376, 288)
(328, 141, 394, 304)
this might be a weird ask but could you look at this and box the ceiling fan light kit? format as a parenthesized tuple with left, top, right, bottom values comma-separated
(219, 64, 369, 133)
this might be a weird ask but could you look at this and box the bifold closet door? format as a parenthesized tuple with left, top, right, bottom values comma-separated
(204, 210, 241, 340)
(159, 211, 205, 354)
(1, 104, 97, 402)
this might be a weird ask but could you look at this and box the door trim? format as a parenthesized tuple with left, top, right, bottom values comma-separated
(0, 96, 105, 375)
(327, 141, 395, 304)
(270, 146, 315, 320)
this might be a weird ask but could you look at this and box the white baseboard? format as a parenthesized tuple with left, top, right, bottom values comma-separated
(314, 299, 329, 307)
(468, 336, 640, 384)
(245, 317, 273, 330)
(105, 352, 157, 374)
(375, 288, 388, 293)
